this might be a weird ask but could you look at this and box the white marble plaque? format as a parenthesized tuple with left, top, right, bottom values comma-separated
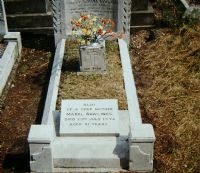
(64, 0, 118, 34)
(59, 99, 119, 136)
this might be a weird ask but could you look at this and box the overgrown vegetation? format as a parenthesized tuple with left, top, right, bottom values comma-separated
(130, 2, 200, 171)
(152, 0, 199, 28)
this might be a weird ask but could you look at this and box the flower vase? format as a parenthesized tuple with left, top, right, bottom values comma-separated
(79, 41, 106, 72)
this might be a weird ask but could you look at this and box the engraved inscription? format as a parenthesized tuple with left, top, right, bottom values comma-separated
(64, 0, 118, 34)
(59, 99, 119, 136)
(67, 0, 118, 18)
(65, 104, 115, 127)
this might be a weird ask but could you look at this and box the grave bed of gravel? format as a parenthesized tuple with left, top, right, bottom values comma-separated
(57, 40, 128, 110)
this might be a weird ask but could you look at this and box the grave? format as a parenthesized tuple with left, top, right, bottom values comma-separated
(28, 0, 155, 172)
(178, 0, 200, 17)
(0, 0, 22, 100)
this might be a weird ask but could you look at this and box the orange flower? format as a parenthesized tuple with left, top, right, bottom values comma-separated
(81, 14, 89, 20)
(98, 29, 103, 35)
(107, 19, 115, 27)
(76, 21, 81, 27)
(106, 29, 112, 33)
(102, 19, 107, 25)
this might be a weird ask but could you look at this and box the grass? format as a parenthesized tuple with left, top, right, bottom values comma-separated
(57, 40, 128, 110)
(130, 22, 200, 173)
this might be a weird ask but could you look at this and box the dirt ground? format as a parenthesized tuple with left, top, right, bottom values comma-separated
(0, 43, 6, 58)
(0, 35, 54, 173)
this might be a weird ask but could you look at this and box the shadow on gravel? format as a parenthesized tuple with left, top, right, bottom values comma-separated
(35, 52, 55, 124)
(21, 33, 55, 52)
(3, 137, 30, 172)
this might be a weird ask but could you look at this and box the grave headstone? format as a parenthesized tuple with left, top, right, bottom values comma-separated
(60, 99, 119, 136)
(52, 0, 132, 44)
(0, 0, 8, 36)
(65, 0, 119, 33)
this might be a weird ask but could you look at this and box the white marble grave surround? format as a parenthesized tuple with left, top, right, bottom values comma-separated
(28, 0, 156, 171)
(0, 42, 17, 95)
(179, 0, 200, 17)
(0, 32, 22, 96)
(29, 38, 155, 172)
(0, 0, 8, 35)
(60, 99, 119, 136)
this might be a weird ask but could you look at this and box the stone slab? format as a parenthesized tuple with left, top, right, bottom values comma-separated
(53, 136, 129, 169)
(59, 99, 119, 136)
(7, 12, 53, 29)
(9, 27, 54, 35)
(42, 39, 66, 124)
(54, 110, 129, 137)
(0, 42, 17, 96)
(4, 32, 22, 54)
(130, 124, 155, 142)
(53, 168, 126, 173)
(28, 125, 55, 144)
(131, 4, 154, 26)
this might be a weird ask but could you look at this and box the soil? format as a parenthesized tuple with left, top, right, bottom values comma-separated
(0, 34, 54, 173)
(57, 40, 128, 110)
(0, 43, 6, 58)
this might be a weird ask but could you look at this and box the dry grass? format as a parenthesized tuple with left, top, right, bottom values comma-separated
(57, 40, 127, 110)
(130, 23, 200, 173)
